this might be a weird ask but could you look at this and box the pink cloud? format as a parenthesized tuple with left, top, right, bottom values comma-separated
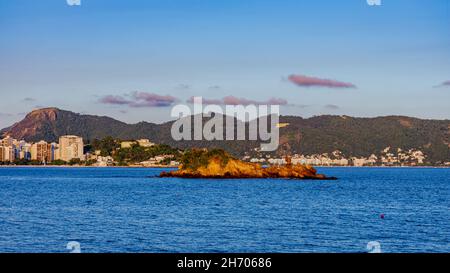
(440, 80, 450, 86)
(99, 92, 177, 108)
(222, 96, 257, 105)
(433, 80, 450, 88)
(130, 92, 177, 107)
(99, 95, 131, 105)
(223, 96, 287, 106)
(187, 96, 288, 106)
(288, 74, 356, 89)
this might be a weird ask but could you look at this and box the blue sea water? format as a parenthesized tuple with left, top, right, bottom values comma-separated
(0, 167, 448, 253)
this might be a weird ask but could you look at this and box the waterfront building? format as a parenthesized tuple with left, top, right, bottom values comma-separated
(0, 146, 15, 162)
(0, 136, 14, 147)
(31, 140, 55, 163)
(18, 141, 32, 160)
(0, 137, 19, 162)
(59, 135, 84, 161)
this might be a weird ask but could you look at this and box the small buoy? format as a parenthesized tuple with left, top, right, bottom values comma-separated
(380, 214, 385, 219)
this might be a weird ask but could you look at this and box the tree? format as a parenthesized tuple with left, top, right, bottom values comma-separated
(50, 160, 67, 166)
(68, 158, 82, 166)
(92, 136, 120, 156)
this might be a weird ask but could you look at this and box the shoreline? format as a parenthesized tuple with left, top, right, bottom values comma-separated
(0, 165, 175, 169)
(0, 165, 449, 169)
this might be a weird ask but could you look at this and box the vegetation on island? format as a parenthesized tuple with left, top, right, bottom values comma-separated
(180, 149, 231, 171)
(161, 148, 336, 180)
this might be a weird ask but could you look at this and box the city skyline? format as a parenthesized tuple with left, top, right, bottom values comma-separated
(0, 135, 84, 163)
(0, 134, 439, 167)
(0, 0, 449, 129)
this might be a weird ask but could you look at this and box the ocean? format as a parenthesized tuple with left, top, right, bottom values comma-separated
(0, 167, 448, 253)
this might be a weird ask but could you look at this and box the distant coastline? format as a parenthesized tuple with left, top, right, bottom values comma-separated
(2, 108, 449, 166)
(0, 165, 175, 169)
(1, 165, 448, 169)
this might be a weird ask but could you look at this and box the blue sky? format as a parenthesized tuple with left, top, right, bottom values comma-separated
(0, 0, 449, 128)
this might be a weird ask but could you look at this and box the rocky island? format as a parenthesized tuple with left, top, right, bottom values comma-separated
(160, 149, 337, 180)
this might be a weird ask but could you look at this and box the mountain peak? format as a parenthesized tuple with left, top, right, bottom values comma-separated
(1, 108, 128, 142)
(26, 107, 61, 121)
(29, 107, 60, 113)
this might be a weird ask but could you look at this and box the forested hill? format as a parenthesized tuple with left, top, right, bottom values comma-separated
(1, 108, 449, 163)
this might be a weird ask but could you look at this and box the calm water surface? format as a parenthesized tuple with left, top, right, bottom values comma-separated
(0, 167, 448, 253)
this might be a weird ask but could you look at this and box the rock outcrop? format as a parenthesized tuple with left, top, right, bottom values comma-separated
(160, 149, 336, 180)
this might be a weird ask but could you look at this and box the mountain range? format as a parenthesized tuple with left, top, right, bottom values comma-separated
(1, 108, 449, 163)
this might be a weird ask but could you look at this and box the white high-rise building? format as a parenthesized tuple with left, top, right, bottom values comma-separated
(0, 136, 17, 162)
(31, 140, 50, 162)
(0, 146, 15, 162)
(1, 136, 14, 147)
(59, 135, 84, 162)
(18, 141, 32, 160)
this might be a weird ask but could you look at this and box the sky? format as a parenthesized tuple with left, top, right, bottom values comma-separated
(0, 0, 449, 128)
